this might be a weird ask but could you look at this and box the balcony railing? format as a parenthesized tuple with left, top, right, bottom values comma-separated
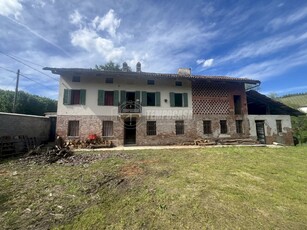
(118, 101, 142, 113)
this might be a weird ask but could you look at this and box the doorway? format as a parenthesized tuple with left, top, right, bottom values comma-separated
(255, 121, 266, 144)
(126, 92, 135, 102)
(124, 118, 136, 145)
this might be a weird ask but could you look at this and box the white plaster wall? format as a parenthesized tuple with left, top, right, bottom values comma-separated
(248, 115, 292, 137)
(57, 75, 192, 117)
(298, 106, 307, 113)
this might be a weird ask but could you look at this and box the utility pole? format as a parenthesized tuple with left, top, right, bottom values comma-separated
(12, 69, 20, 113)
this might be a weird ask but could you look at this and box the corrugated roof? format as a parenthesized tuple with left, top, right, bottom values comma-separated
(43, 67, 260, 84)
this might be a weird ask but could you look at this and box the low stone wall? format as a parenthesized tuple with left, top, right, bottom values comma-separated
(0, 112, 50, 142)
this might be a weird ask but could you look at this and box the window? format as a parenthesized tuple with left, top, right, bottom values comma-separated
(174, 93, 183, 107)
(276, 120, 282, 133)
(68, 121, 79, 136)
(175, 81, 182, 86)
(147, 92, 156, 106)
(175, 120, 184, 135)
(147, 80, 155, 85)
(105, 78, 113, 83)
(98, 90, 119, 106)
(63, 89, 86, 105)
(236, 120, 243, 134)
(104, 91, 114, 106)
(220, 120, 227, 134)
(170, 92, 188, 107)
(234, 95, 242, 115)
(203, 120, 212, 134)
(72, 76, 80, 82)
(142, 92, 160, 106)
(147, 121, 156, 135)
(103, 121, 113, 136)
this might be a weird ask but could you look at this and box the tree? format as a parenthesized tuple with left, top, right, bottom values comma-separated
(95, 61, 121, 71)
(0, 89, 57, 115)
(291, 115, 307, 145)
(95, 61, 132, 72)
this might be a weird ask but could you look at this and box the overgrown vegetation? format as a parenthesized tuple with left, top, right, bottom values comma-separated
(1, 147, 306, 229)
(95, 61, 132, 72)
(0, 89, 57, 115)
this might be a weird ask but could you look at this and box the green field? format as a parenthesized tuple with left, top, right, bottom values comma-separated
(1, 147, 307, 229)
(279, 94, 307, 108)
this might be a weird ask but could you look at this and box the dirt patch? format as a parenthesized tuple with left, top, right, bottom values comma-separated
(120, 164, 144, 177)
(19, 152, 131, 166)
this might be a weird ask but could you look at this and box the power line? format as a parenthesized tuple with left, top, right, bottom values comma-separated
(8, 53, 45, 68)
(0, 65, 53, 89)
(0, 51, 58, 81)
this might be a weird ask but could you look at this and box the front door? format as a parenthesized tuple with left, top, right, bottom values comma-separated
(255, 121, 266, 144)
(124, 118, 136, 145)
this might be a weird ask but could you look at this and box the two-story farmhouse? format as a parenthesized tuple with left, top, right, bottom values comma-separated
(44, 63, 302, 146)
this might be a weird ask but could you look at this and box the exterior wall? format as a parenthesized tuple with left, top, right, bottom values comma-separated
(0, 112, 50, 142)
(298, 106, 307, 113)
(56, 115, 124, 146)
(57, 74, 192, 116)
(248, 115, 293, 145)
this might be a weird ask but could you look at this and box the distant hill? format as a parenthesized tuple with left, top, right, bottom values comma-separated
(278, 93, 307, 109)
(0, 89, 57, 116)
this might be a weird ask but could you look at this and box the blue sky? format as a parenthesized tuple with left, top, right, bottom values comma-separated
(0, 0, 307, 99)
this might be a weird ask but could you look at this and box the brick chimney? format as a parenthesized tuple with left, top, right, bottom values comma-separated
(122, 62, 128, 72)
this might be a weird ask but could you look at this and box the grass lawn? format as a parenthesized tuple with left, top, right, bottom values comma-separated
(1, 146, 307, 229)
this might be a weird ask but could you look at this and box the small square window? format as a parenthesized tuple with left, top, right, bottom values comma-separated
(220, 120, 228, 134)
(236, 120, 243, 134)
(203, 120, 212, 134)
(147, 121, 156, 135)
(105, 78, 113, 83)
(176, 120, 184, 135)
(175, 81, 182, 86)
(103, 121, 113, 136)
(68, 121, 79, 136)
(147, 80, 155, 85)
(72, 76, 80, 82)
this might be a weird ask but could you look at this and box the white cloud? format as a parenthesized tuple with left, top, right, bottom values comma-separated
(70, 27, 124, 61)
(228, 48, 307, 81)
(196, 58, 214, 67)
(268, 6, 307, 30)
(69, 10, 83, 26)
(92, 9, 120, 38)
(0, 0, 22, 19)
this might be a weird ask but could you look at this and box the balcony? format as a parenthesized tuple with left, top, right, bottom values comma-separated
(118, 101, 142, 114)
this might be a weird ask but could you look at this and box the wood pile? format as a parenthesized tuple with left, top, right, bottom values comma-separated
(27, 145, 73, 164)
(185, 138, 258, 146)
(64, 139, 113, 149)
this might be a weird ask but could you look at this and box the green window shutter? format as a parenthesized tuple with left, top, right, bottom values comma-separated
(114, 90, 119, 106)
(80, 89, 86, 105)
(135, 91, 141, 102)
(120, 90, 126, 104)
(155, 92, 161, 106)
(183, 93, 188, 107)
(170, 92, 175, 107)
(98, 90, 104, 106)
(63, 89, 71, 105)
(142, 91, 147, 106)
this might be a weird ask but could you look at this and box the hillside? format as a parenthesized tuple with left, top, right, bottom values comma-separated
(0, 89, 57, 116)
(278, 93, 307, 109)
